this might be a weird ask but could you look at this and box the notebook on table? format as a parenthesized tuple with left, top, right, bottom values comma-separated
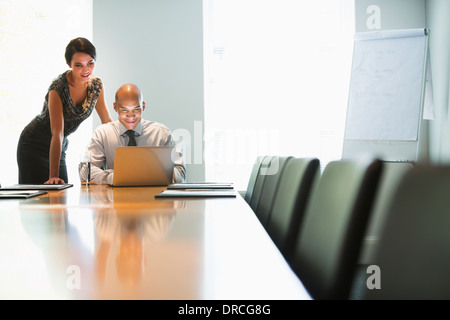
(0, 190, 48, 199)
(167, 182, 234, 190)
(110, 146, 175, 187)
(155, 189, 236, 198)
(0, 184, 73, 190)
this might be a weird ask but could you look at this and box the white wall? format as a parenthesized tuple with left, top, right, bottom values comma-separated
(426, 0, 450, 163)
(355, 0, 426, 32)
(93, 0, 205, 182)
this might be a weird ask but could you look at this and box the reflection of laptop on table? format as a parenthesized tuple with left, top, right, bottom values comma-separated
(110, 146, 174, 187)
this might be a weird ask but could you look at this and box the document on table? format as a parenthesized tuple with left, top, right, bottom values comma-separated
(0, 184, 73, 190)
(0, 190, 48, 199)
(168, 183, 234, 189)
(156, 189, 236, 198)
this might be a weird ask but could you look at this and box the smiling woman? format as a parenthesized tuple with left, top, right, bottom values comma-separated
(0, 0, 97, 186)
(66, 52, 97, 111)
(16, 37, 113, 185)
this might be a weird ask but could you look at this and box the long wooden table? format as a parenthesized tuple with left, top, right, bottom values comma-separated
(0, 184, 311, 300)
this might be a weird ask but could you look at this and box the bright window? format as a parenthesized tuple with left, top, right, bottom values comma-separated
(0, 0, 93, 185)
(204, 0, 355, 190)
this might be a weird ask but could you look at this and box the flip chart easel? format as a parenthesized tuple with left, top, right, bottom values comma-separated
(342, 28, 429, 162)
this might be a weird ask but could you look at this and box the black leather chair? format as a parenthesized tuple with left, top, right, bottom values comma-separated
(356, 161, 414, 266)
(243, 156, 264, 204)
(249, 156, 273, 212)
(290, 158, 383, 300)
(253, 156, 291, 226)
(349, 161, 413, 299)
(360, 164, 450, 299)
(265, 157, 320, 262)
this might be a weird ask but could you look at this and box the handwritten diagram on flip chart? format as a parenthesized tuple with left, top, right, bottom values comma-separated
(343, 28, 429, 161)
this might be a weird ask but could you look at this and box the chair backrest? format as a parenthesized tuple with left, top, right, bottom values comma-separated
(360, 165, 450, 299)
(265, 157, 320, 262)
(254, 156, 291, 226)
(357, 161, 414, 266)
(290, 158, 383, 300)
(249, 156, 273, 211)
(244, 156, 264, 204)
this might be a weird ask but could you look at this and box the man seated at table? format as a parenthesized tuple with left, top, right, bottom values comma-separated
(80, 83, 186, 185)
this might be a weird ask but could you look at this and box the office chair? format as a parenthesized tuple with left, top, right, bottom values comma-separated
(254, 156, 292, 226)
(265, 157, 320, 262)
(249, 156, 273, 212)
(359, 164, 450, 300)
(348, 161, 413, 300)
(356, 161, 414, 266)
(244, 156, 264, 203)
(290, 158, 383, 300)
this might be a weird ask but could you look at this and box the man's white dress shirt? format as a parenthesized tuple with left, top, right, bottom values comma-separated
(82, 119, 186, 185)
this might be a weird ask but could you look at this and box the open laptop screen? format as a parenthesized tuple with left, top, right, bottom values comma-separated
(111, 146, 175, 187)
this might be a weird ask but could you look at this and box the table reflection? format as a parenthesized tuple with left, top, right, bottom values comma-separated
(15, 186, 187, 299)
(94, 203, 178, 287)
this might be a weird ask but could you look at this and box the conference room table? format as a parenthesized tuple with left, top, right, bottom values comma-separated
(0, 183, 311, 300)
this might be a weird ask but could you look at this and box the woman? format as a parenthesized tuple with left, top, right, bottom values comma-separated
(17, 37, 113, 184)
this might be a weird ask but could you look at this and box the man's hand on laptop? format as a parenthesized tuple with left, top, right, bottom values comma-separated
(44, 177, 66, 185)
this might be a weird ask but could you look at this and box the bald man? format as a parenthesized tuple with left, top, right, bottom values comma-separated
(80, 83, 186, 185)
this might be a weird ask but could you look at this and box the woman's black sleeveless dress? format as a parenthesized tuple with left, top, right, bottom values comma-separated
(17, 71, 103, 184)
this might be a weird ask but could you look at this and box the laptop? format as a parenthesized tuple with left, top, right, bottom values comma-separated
(111, 146, 175, 187)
